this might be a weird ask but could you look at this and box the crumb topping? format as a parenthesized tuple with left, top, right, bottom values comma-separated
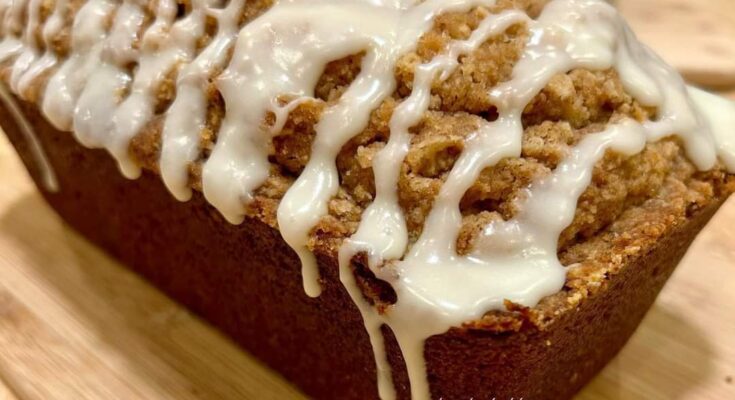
(3, 0, 733, 331)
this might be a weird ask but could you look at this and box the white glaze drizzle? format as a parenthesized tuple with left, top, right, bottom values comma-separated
(0, 1, 734, 399)
(160, 0, 247, 201)
(341, 1, 735, 398)
(8, 0, 43, 94)
(203, 0, 496, 296)
(107, 0, 196, 178)
(0, 0, 26, 64)
(72, 0, 148, 177)
(13, 0, 67, 99)
(42, 0, 118, 130)
(690, 87, 735, 172)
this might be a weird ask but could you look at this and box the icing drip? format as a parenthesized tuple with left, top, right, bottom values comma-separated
(0, 82, 58, 191)
(205, 0, 498, 296)
(341, 9, 532, 398)
(73, 0, 149, 178)
(0, 0, 26, 64)
(42, 0, 118, 130)
(690, 87, 735, 172)
(15, 0, 67, 98)
(160, 0, 248, 201)
(108, 0, 204, 178)
(0, 0, 734, 399)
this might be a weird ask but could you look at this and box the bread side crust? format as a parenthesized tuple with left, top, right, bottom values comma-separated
(3, 84, 729, 400)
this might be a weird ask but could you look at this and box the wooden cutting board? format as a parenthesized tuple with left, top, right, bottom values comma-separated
(619, 0, 735, 88)
(1, 1, 735, 398)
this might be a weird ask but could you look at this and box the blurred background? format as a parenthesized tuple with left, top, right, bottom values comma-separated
(619, 0, 735, 93)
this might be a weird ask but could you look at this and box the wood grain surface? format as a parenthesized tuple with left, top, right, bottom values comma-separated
(1, 1, 734, 399)
(620, 0, 735, 88)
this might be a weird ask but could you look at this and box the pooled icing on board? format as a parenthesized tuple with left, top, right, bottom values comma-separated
(0, 0, 734, 398)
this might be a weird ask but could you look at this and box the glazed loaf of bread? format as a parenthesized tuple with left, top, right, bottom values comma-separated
(1, 0, 734, 399)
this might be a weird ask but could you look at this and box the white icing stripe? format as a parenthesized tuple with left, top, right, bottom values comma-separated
(42, 0, 117, 130)
(690, 87, 735, 172)
(0, 0, 24, 63)
(0, 0, 734, 399)
(110, 0, 210, 178)
(9, 0, 42, 92)
(160, 0, 248, 201)
(72, 0, 146, 177)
